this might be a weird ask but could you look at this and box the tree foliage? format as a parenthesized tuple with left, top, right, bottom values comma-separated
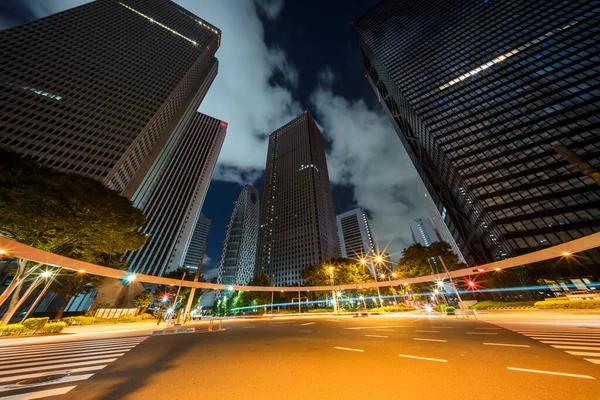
(301, 258, 372, 286)
(159, 268, 205, 310)
(51, 270, 103, 319)
(0, 148, 147, 324)
(396, 241, 466, 279)
(133, 292, 154, 314)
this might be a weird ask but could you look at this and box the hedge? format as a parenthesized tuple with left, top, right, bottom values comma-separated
(370, 305, 414, 313)
(0, 323, 26, 336)
(62, 316, 96, 326)
(40, 322, 67, 334)
(470, 301, 536, 310)
(23, 317, 49, 333)
(535, 300, 600, 309)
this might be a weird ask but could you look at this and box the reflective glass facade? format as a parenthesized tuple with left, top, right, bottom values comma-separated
(356, 0, 600, 279)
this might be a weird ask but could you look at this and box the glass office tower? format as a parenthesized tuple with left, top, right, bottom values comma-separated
(355, 0, 600, 284)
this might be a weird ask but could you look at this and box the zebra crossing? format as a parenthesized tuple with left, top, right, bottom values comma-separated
(0, 335, 148, 399)
(494, 323, 600, 365)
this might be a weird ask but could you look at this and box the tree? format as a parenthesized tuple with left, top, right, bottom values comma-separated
(301, 258, 374, 302)
(0, 148, 147, 324)
(133, 292, 154, 314)
(51, 270, 102, 320)
(396, 241, 467, 279)
(158, 268, 205, 311)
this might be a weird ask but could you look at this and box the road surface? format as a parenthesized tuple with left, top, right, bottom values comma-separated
(0, 314, 598, 399)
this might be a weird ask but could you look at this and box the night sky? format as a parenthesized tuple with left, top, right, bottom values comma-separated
(0, 0, 427, 280)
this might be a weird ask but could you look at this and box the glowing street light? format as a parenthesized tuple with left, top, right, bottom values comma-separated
(562, 251, 572, 257)
(126, 274, 136, 282)
(78, 269, 86, 273)
(437, 280, 444, 288)
(375, 255, 383, 263)
(360, 258, 367, 265)
(0, 249, 6, 255)
(468, 281, 476, 288)
(40, 271, 53, 278)
(391, 273, 397, 278)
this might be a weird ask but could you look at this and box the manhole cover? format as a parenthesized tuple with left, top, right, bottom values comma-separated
(16, 373, 70, 386)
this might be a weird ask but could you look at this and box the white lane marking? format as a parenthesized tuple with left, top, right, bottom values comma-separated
(0, 349, 130, 365)
(476, 327, 501, 330)
(527, 335, 600, 340)
(375, 329, 395, 332)
(0, 359, 118, 376)
(466, 332, 497, 335)
(584, 358, 600, 364)
(300, 322, 316, 326)
(507, 367, 595, 380)
(399, 354, 447, 363)
(0, 354, 124, 371)
(242, 326, 256, 329)
(414, 338, 447, 343)
(334, 347, 364, 352)
(345, 326, 407, 330)
(552, 345, 600, 351)
(565, 351, 600, 357)
(0, 385, 77, 400)
(483, 343, 530, 348)
(535, 338, 600, 343)
(0, 373, 94, 393)
(0, 365, 106, 384)
(365, 334, 388, 338)
(0, 337, 147, 351)
(326, 320, 341, 323)
(415, 330, 439, 333)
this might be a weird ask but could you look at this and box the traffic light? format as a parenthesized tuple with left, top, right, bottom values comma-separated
(473, 268, 485, 273)
(161, 295, 169, 303)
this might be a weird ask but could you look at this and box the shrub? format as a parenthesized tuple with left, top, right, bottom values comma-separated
(444, 306, 456, 315)
(535, 300, 600, 310)
(22, 317, 49, 333)
(40, 322, 67, 334)
(137, 313, 156, 321)
(62, 316, 96, 326)
(0, 323, 26, 336)
(470, 301, 535, 310)
(370, 305, 414, 313)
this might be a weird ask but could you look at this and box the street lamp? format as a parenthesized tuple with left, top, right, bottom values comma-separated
(21, 268, 60, 322)
(126, 274, 136, 282)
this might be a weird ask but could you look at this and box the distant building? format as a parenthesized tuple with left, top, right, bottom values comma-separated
(126, 113, 226, 276)
(183, 216, 211, 271)
(410, 218, 440, 248)
(336, 207, 375, 259)
(0, 0, 222, 197)
(217, 185, 260, 286)
(256, 112, 340, 286)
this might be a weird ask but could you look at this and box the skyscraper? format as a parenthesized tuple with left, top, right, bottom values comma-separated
(126, 113, 226, 276)
(217, 185, 260, 286)
(355, 0, 600, 281)
(0, 0, 221, 197)
(409, 218, 440, 247)
(183, 216, 211, 271)
(336, 207, 376, 259)
(256, 112, 340, 286)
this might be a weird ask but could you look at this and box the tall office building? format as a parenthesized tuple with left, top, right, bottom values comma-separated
(417, 178, 467, 264)
(183, 216, 211, 271)
(0, 0, 221, 197)
(409, 218, 441, 247)
(126, 113, 226, 276)
(355, 0, 600, 281)
(217, 185, 260, 286)
(336, 208, 376, 259)
(256, 112, 340, 286)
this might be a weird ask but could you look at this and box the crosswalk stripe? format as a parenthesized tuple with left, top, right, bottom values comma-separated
(0, 336, 146, 348)
(584, 358, 600, 364)
(0, 346, 135, 363)
(0, 350, 129, 366)
(540, 341, 600, 346)
(0, 338, 146, 353)
(0, 385, 77, 400)
(0, 359, 118, 377)
(0, 343, 139, 358)
(0, 340, 145, 355)
(0, 374, 94, 393)
(0, 365, 106, 384)
(565, 351, 600, 357)
(527, 335, 600, 340)
(519, 332, 600, 336)
(552, 345, 600, 351)
(0, 354, 124, 371)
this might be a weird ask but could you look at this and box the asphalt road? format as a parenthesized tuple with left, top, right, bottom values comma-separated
(0, 314, 598, 400)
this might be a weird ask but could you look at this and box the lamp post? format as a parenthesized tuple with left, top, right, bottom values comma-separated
(329, 266, 338, 313)
(270, 273, 275, 315)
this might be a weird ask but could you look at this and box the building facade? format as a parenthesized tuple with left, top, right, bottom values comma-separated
(409, 217, 440, 247)
(0, 0, 221, 197)
(256, 112, 340, 286)
(417, 177, 467, 264)
(355, 0, 600, 283)
(126, 113, 226, 276)
(336, 207, 376, 259)
(217, 185, 260, 286)
(183, 216, 211, 271)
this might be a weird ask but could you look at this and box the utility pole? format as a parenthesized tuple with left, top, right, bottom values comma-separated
(329, 266, 338, 313)
(183, 245, 206, 323)
(270, 273, 275, 315)
(297, 282, 301, 315)
(171, 271, 186, 325)
(439, 256, 470, 317)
